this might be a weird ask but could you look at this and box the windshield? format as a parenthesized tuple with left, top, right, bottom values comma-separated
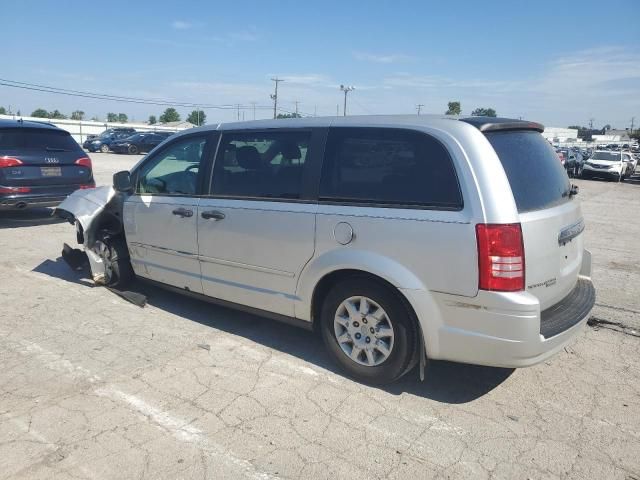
(591, 152, 620, 161)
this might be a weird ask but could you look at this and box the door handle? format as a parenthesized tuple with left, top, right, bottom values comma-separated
(201, 210, 225, 220)
(172, 208, 193, 218)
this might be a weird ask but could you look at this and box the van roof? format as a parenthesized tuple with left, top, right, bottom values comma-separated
(0, 118, 62, 130)
(186, 114, 545, 134)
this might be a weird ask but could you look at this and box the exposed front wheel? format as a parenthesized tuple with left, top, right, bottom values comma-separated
(93, 233, 134, 288)
(100, 144, 110, 153)
(320, 277, 419, 384)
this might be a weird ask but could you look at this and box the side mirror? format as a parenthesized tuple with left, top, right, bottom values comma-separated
(113, 170, 133, 192)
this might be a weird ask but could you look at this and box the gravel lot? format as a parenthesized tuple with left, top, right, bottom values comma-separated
(1, 152, 639, 479)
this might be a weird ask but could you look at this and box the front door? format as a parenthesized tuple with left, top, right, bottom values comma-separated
(197, 129, 321, 317)
(124, 133, 214, 293)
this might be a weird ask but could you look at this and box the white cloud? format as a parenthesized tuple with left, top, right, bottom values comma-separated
(353, 51, 413, 64)
(171, 20, 192, 30)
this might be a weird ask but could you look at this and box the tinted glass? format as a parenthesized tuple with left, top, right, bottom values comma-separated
(0, 128, 80, 151)
(485, 131, 570, 212)
(591, 152, 620, 161)
(136, 136, 207, 195)
(211, 131, 311, 199)
(319, 128, 462, 209)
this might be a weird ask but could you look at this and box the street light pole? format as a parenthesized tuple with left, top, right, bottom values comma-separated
(340, 85, 355, 116)
(270, 77, 284, 119)
(416, 104, 424, 115)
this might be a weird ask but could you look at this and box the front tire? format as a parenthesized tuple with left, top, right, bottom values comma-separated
(128, 145, 139, 155)
(100, 144, 110, 153)
(320, 277, 419, 384)
(93, 233, 134, 288)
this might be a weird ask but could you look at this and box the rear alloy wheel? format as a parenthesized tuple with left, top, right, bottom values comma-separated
(128, 144, 139, 155)
(320, 277, 418, 384)
(93, 234, 134, 288)
(100, 144, 110, 153)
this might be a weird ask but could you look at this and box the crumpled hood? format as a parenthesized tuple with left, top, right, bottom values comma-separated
(55, 185, 116, 234)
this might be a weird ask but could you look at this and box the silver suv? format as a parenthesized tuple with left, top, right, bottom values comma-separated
(57, 115, 595, 384)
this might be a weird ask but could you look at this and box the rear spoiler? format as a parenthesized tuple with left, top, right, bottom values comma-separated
(460, 117, 544, 133)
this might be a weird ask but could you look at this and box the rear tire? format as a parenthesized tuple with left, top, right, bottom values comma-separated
(128, 145, 139, 155)
(320, 277, 419, 385)
(93, 233, 134, 288)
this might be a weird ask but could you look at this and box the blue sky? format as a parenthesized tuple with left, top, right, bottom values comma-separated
(2, 0, 639, 127)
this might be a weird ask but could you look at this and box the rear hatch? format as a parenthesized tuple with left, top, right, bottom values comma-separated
(0, 127, 93, 187)
(485, 129, 583, 310)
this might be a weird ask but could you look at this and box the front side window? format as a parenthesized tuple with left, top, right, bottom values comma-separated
(211, 131, 311, 199)
(319, 128, 462, 209)
(136, 135, 208, 195)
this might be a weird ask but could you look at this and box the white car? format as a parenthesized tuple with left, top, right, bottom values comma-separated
(56, 115, 595, 384)
(622, 151, 637, 177)
(582, 150, 628, 181)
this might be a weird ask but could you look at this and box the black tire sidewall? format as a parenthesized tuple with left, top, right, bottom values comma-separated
(96, 234, 133, 288)
(320, 277, 417, 384)
(128, 145, 138, 154)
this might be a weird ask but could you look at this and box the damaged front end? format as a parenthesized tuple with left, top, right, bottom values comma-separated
(54, 186, 127, 285)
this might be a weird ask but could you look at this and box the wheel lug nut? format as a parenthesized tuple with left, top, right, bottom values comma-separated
(370, 327, 374, 334)
(362, 318, 368, 324)
(355, 333, 361, 340)
(365, 337, 371, 343)
(353, 321, 359, 328)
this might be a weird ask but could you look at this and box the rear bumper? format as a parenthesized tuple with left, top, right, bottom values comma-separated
(0, 183, 95, 209)
(402, 250, 595, 368)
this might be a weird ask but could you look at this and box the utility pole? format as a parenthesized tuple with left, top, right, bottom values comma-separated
(314, 105, 317, 117)
(589, 118, 594, 130)
(250, 102, 257, 120)
(631, 117, 635, 135)
(270, 77, 284, 119)
(416, 104, 424, 115)
(196, 105, 200, 126)
(236, 104, 241, 121)
(294, 100, 300, 117)
(340, 85, 355, 116)
(336, 104, 339, 117)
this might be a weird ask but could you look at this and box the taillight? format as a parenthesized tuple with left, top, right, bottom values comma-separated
(0, 186, 31, 194)
(79, 184, 95, 189)
(0, 156, 23, 168)
(476, 223, 525, 292)
(75, 157, 92, 168)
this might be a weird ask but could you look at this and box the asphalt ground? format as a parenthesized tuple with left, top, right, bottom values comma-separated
(0, 152, 638, 479)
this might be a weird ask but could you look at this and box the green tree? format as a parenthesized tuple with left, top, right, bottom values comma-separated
(71, 110, 85, 120)
(159, 108, 180, 123)
(117, 113, 128, 123)
(187, 110, 206, 126)
(0, 106, 6, 115)
(276, 112, 302, 119)
(31, 108, 49, 118)
(106, 113, 118, 122)
(445, 101, 461, 115)
(91, 116, 100, 121)
(471, 107, 497, 117)
(603, 124, 611, 131)
(50, 110, 67, 119)
(148, 115, 157, 125)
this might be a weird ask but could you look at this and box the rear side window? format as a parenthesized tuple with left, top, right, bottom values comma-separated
(485, 131, 570, 212)
(211, 131, 311, 199)
(0, 128, 80, 151)
(319, 128, 462, 209)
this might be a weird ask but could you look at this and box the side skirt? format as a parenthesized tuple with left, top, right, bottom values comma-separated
(137, 277, 314, 331)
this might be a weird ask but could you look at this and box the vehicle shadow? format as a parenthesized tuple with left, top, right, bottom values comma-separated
(32, 259, 515, 403)
(0, 208, 65, 229)
(135, 281, 515, 403)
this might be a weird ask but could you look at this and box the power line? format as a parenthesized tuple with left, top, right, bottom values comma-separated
(0, 77, 273, 111)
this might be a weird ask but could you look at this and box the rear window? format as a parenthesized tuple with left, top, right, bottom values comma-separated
(485, 130, 570, 213)
(320, 128, 462, 209)
(0, 128, 80, 151)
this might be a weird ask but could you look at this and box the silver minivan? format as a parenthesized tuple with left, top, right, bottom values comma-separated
(57, 115, 595, 384)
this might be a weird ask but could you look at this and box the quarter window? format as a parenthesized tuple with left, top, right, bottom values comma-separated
(319, 128, 462, 209)
(136, 135, 207, 195)
(211, 131, 311, 199)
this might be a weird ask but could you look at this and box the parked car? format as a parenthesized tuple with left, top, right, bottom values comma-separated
(56, 116, 594, 384)
(0, 119, 94, 210)
(82, 127, 137, 150)
(557, 148, 584, 177)
(86, 132, 136, 153)
(582, 151, 628, 181)
(110, 132, 172, 154)
(622, 151, 637, 176)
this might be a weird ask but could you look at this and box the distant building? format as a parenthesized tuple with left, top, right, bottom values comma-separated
(542, 127, 579, 143)
(592, 129, 631, 142)
(160, 121, 197, 129)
